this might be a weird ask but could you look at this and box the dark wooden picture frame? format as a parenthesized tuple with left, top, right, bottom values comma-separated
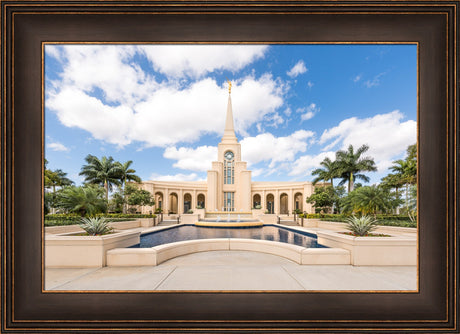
(2, 1, 458, 332)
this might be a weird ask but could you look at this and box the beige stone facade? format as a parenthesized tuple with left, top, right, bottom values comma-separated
(140, 93, 317, 215)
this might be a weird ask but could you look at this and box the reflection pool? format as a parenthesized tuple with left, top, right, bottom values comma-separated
(133, 225, 326, 248)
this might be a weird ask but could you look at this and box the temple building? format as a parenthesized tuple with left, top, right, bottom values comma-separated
(139, 86, 318, 216)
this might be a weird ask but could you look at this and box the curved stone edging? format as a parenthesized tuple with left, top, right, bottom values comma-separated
(106, 238, 350, 267)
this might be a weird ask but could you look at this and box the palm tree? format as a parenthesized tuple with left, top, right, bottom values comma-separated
(44, 161, 74, 214)
(79, 155, 122, 205)
(45, 169, 74, 193)
(116, 160, 142, 213)
(353, 185, 400, 217)
(380, 173, 405, 214)
(56, 185, 106, 217)
(311, 157, 338, 187)
(335, 144, 377, 192)
(390, 158, 416, 213)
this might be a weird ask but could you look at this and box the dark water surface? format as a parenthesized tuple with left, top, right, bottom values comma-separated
(136, 225, 325, 248)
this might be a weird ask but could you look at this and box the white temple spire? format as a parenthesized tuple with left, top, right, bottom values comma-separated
(221, 82, 238, 144)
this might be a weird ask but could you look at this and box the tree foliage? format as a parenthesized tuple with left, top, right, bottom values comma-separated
(56, 185, 106, 217)
(79, 155, 122, 203)
(311, 157, 339, 187)
(335, 144, 377, 192)
(125, 184, 155, 207)
(340, 185, 401, 216)
(307, 186, 345, 211)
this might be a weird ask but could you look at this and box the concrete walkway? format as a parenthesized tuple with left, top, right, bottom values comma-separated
(45, 251, 417, 291)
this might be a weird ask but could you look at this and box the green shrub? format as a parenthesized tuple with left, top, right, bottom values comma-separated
(95, 213, 156, 219)
(79, 217, 113, 236)
(186, 209, 194, 214)
(44, 213, 155, 227)
(344, 215, 379, 236)
(374, 220, 417, 228)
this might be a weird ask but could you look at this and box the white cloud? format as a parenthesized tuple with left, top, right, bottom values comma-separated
(241, 130, 314, 168)
(353, 74, 362, 82)
(364, 72, 386, 88)
(251, 168, 265, 177)
(289, 151, 336, 177)
(319, 110, 416, 172)
(47, 142, 70, 152)
(140, 45, 268, 78)
(265, 112, 284, 128)
(287, 60, 308, 78)
(47, 45, 157, 108)
(45, 45, 63, 61)
(149, 172, 205, 182)
(47, 72, 284, 148)
(47, 87, 134, 147)
(307, 81, 314, 89)
(163, 146, 217, 172)
(298, 103, 319, 121)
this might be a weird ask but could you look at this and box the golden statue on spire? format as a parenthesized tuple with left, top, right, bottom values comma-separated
(227, 79, 232, 94)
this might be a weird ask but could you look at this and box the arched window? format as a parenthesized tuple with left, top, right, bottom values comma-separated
(266, 194, 274, 214)
(223, 151, 234, 184)
(197, 194, 205, 209)
(253, 194, 261, 208)
(280, 193, 288, 215)
(184, 193, 192, 213)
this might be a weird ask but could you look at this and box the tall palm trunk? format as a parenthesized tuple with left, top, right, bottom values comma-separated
(348, 172, 354, 192)
(52, 184, 56, 214)
(405, 183, 409, 213)
(122, 180, 127, 214)
(104, 180, 109, 212)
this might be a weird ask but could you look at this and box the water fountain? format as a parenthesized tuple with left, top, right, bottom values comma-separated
(227, 214, 230, 222)
(216, 215, 221, 222)
(237, 215, 241, 222)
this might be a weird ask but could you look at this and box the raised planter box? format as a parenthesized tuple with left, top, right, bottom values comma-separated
(45, 230, 141, 268)
(316, 230, 416, 266)
(181, 213, 200, 224)
(45, 219, 155, 235)
(258, 214, 278, 224)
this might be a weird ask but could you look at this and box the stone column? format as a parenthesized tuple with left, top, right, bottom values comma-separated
(178, 189, 184, 214)
(275, 189, 279, 215)
(262, 190, 265, 212)
(164, 188, 169, 214)
(288, 189, 293, 215)
(192, 190, 196, 210)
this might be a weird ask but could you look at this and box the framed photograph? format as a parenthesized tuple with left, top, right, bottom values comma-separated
(2, 1, 458, 333)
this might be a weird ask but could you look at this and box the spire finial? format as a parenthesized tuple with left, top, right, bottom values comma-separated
(227, 79, 232, 94)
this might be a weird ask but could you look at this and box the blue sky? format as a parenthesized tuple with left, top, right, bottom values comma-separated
(44, 44, 417, 187)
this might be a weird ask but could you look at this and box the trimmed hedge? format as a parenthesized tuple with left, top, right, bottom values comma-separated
(44, 213, 156, 227)
(296, 213, 416, 228)
(95, 213, 157, 219)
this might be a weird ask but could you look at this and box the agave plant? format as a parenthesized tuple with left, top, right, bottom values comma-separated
(344, 215, 379, 236)
(79, 217, 113, 236)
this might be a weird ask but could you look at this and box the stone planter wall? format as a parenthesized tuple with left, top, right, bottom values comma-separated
(258, 214, 278, 224)
(181, 214, 200, 225)
(195, 208, 206, 219)
(45, 230, 141, 268)
(316, 230, 416, 266)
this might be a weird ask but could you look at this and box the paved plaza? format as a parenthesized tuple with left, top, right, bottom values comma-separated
(45, 250, 417, 291)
